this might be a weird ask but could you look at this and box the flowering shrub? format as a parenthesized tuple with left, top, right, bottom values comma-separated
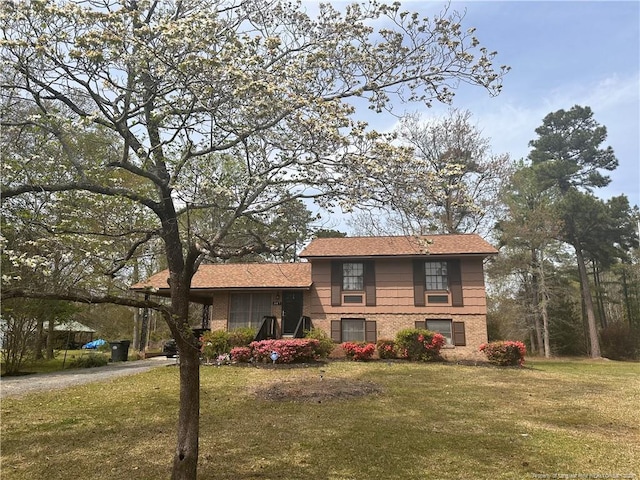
(230, 347, 252, 363)
(395, 329, 445, 361)
(376, 339, 397, 359)
(341, 342, 376, 361)
(479, 341, 526, 366)
(250, 339, 319, 364)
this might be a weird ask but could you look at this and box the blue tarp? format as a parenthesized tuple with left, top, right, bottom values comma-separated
(82, 339, 106, 349)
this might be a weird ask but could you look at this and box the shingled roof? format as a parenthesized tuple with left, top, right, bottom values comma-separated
(299, 234, 498, 258)
(131, 263, 312, 292)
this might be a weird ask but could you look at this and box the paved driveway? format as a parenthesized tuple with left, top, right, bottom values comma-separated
(0, 356, 176, 399)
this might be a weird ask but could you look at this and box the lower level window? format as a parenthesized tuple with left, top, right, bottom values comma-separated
(342, 318, 365, 342)
(426, 319, 453, 345)
(229, 293, 272, 330)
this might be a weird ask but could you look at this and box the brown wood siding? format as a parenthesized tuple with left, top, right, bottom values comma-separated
(309, 258, 487, 316)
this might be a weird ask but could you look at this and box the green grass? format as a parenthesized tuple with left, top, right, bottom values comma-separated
(1, 359, 639, 480)
(0, 348, 162, 375)
(1, 350, 111, 375)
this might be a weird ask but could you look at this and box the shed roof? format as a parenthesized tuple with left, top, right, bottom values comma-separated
(42, 321, 96, 333)
(299, 234, 498, 258)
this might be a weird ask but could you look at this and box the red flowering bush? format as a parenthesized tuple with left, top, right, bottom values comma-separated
(479, 341, 526, 366)
(376, 339, 397, 359)
(230, 347, 252, 363)
(249, 339, 319, 364)
(395, 329, 445, 361)
(341, 342, 376, 361)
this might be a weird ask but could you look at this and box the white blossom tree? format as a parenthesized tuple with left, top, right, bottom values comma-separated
(1, 1, 509, 478)
(350, 109, 512, 236)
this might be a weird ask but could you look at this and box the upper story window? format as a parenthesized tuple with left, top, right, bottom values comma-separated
(342, 262, 364, 291)
(425, 261, 448, 290)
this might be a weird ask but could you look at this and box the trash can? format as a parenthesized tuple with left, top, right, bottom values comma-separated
(109, 340, 131, 362)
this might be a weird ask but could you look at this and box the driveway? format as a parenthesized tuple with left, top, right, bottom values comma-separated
(0, 356, 176, 399)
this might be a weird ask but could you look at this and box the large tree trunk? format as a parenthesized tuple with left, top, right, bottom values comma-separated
(538, 251, 551, 358)
(530, 249, 545, 356)
(173, 343, 200, 479)
(575, 246, 601, 358)
(161, 204, 201, 479)
(168, 278, 201, 480)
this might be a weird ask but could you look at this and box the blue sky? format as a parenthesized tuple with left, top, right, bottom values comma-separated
(304, 1, 640, 229)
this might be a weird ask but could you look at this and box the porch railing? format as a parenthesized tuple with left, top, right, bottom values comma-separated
(293, 316, 312, 339)
(254, 315, 277, 342)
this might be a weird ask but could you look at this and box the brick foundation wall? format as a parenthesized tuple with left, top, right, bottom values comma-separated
(312, 313, 487, 360)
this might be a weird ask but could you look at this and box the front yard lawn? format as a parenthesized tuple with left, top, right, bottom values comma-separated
(1, 359, 638, 479)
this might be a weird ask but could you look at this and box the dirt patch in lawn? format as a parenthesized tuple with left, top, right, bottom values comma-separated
(252, 377, 383, 402)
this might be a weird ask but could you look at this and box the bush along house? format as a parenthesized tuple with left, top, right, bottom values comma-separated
(131, 234, 498, 359)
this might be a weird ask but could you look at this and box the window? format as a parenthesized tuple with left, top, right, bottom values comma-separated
(342, 262, 364, 291)
(341, 318, 365, 342)
(426, 319, 453, 345)
(425, 261, 448, 290)
(229, 293, 272, 330)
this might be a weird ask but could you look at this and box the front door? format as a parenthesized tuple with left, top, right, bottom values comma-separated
(282, 291, 303, 335)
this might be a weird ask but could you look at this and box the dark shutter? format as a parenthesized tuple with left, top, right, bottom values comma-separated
(331, 320, 341, 343)
(413, 260, 425, 306)
(449, 260, 463, 307)
(331, 262, 342, 306)
(414, 320, 426, 330)
(452, 321, 466, 346)
(365, 320, 377, 343)
(364, 261, 376, 306)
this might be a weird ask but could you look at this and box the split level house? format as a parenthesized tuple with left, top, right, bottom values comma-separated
(132, 234, 498, 359)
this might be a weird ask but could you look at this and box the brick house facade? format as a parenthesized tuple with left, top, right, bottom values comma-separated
(132, 234, 497, 359)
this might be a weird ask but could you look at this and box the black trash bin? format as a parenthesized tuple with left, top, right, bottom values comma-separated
(109, 340, 131, 362)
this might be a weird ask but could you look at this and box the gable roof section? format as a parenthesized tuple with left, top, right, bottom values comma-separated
(299, 234, 498, 258)
(131, 263, 312, 292)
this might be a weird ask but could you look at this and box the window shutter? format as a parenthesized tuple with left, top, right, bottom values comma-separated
(364, 261, 376, 306)
(449, 260, 463, 307)
(452, 321, 466, 346)
(413, 260, 425, 306)
(331, 320, 341, 343)
(365, 320, 377, 343)
(331, 262, 342, 306)
(414, 320, 426, 330)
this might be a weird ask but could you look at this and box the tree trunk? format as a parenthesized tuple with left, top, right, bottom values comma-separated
(34, 318, 45, 360)
(172, 341, 200, 480)
(46, 318, 55, 360)
(168, 286, 200, 480)
(530, 249, 544, 356)
(538, 251, 551, 358)
(575, 247, 601, 358)
(162, 229, 201, 480)
(592, 262, 607, 328)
